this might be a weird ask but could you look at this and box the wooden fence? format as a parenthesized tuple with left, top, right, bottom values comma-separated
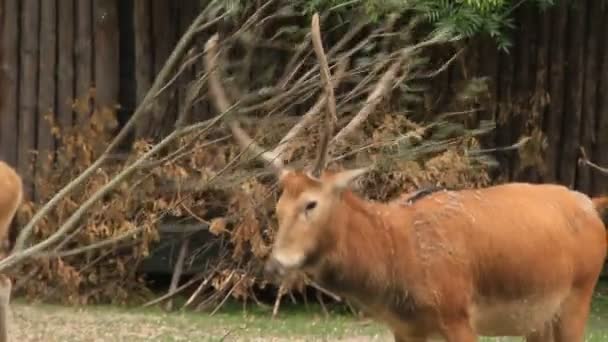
(1, 0, 607, 198)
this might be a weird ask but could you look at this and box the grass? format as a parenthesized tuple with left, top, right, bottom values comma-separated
(10, 284, 608, 341)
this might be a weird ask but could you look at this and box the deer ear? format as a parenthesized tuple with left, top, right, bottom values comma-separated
(327, 167, 370, 193)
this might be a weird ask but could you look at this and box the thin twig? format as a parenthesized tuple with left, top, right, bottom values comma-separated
(141, 273, 206, 308)
(182, 275, 213, 309)
(272, 285, 286, 319)
(579, 147, 608, 175)
(306, 278, 341, 302)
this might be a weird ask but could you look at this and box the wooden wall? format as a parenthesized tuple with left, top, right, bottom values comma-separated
(431, 0, 608, 195)
(1, 0, 607, 198)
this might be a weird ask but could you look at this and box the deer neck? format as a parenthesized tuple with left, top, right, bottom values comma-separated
(311, 195, 417, 307)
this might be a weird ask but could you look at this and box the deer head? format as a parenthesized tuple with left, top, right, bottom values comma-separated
(204, 14, 371, 280)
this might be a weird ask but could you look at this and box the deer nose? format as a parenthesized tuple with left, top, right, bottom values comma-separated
(264, 257, 285, 280)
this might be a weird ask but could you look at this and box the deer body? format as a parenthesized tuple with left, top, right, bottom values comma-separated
(266, 171, 608, 341)
(204, 13, 608, 341)
(0, 161, 23, 342)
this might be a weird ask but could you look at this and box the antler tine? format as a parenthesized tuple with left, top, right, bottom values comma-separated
(310, 13, 336, 178)
(204, 34, 284, 172)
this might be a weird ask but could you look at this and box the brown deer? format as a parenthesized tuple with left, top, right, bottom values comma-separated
(0, 161, 23, 342)
(204, 14, 608, 342)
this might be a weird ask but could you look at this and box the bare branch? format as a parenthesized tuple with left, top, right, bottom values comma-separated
(204, 34, 284, 172)
(273, 61, 347, 158)
(311, 13, 336, 176)
(332, 58, 404, 145)
(38, 226, 146, 258)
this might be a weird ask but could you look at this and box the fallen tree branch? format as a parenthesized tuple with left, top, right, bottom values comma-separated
(38, 226, 146, 258)
(204, 34, 284, 170)
(13, 8, 216, 253)
(0, 104, 235, 272)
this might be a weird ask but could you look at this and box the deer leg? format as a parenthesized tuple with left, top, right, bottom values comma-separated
(440, 319, 477, 342)
(393, 332, 426, 342)
(553, 287, 594, 342)
(526, 321, 554, 342)
(0, 274, 12, 342)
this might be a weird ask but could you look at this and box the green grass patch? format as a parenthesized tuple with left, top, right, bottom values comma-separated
(11, 282, 608, 341)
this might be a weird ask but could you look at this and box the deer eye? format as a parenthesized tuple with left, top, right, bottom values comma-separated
(304, 201, 317, 212)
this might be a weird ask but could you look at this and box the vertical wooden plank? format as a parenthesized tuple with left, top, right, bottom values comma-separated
(75, 0, 93, 123)
(94, 0, 120, 113)
(37, 0, 57, 172)
(151, 0, 177, 134)
(190, 0, 209, 123)
(495, 50, 515, 181)
(560, 1, 586, 188)
(512, 6, 532, 180)
(465, 39, 480, 129)
(57, 0, 75, 130)
(544, 1, 568, 183)
(578, 0, 601, 194)
(478, 37, 499, 155)
(118, 0, 136, 130)
(133, 0, 153, 136)
(18, 0, 40, 196)
(0, 0, 19, 166)
(594, 2, 608, 195)
(527, 6, 540, 182)
(177, 0, 197, 126)
(535, 9, 552, 182)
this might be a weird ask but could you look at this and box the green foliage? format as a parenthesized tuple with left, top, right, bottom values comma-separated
(211, 0, 555, 51)
(303, 0, 555, 51)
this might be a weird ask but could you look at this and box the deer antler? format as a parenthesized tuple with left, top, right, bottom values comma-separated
(204, 34, 284, 172)
(310, 13, 336, 177)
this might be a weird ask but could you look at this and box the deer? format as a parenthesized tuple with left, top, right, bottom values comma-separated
(204, 14, 608, 342)
(0, 161, 23, 342)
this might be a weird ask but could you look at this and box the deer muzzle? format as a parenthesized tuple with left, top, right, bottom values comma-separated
(264, 256, 287, 280)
